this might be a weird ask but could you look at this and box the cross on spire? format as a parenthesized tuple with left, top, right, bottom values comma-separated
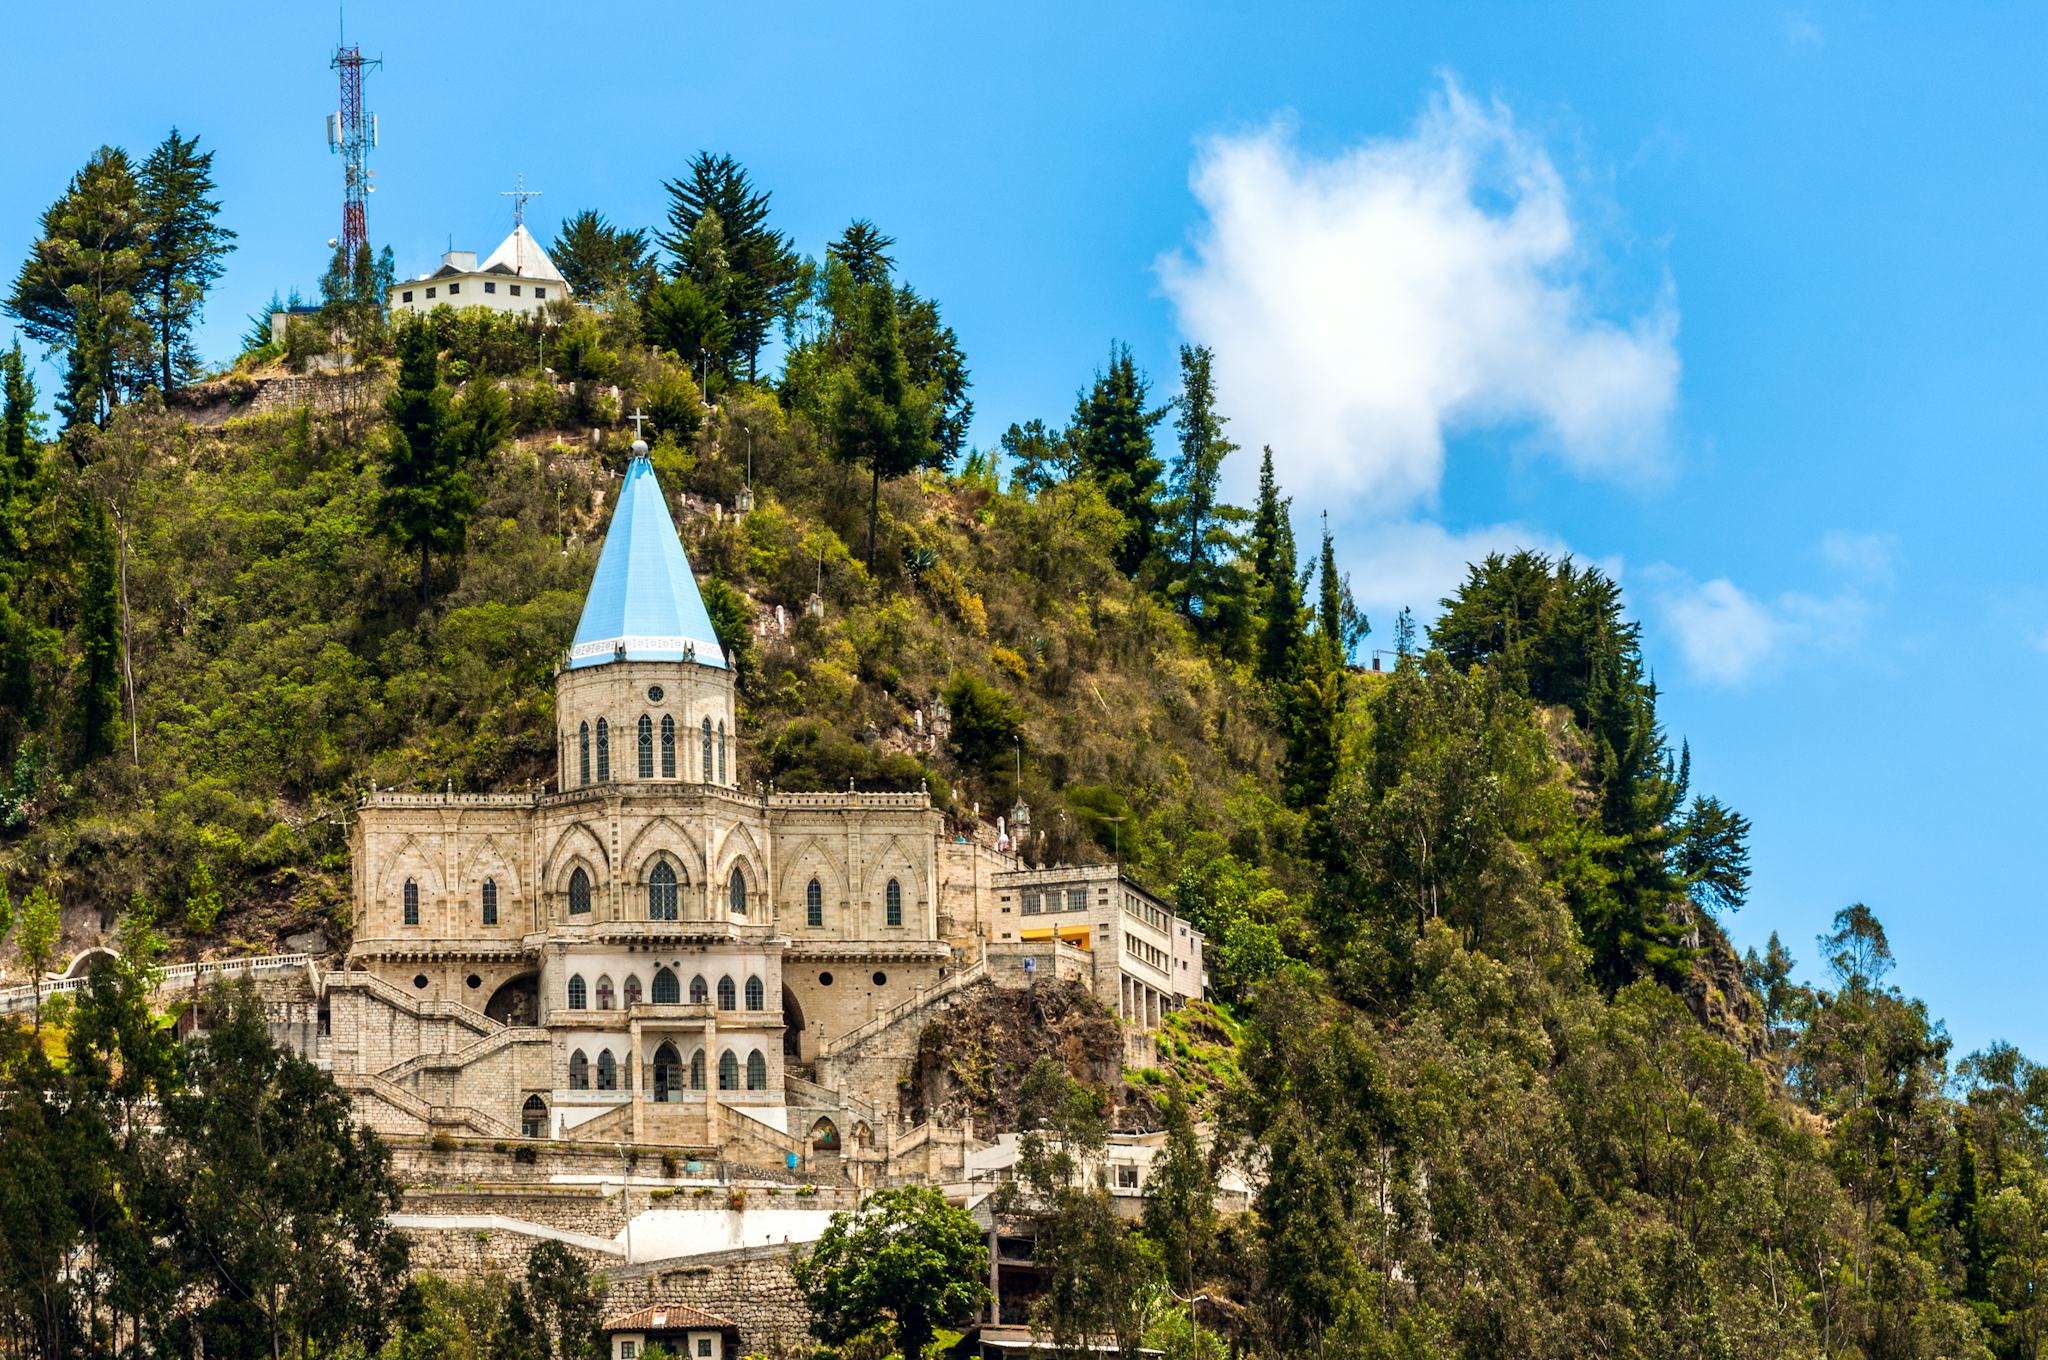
(501, 171, 542, 227)
(629, 408, 649, 440)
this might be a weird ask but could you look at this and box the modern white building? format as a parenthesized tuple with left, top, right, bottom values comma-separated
(387, 223, 569, 319)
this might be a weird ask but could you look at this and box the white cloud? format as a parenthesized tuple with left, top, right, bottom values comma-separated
(1649, 534, 1894, 685)
(1158, 77, 1679, 518)
(1784, 13, 1826, 48)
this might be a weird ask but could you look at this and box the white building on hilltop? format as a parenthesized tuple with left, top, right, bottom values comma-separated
(388, 222, 568, 320)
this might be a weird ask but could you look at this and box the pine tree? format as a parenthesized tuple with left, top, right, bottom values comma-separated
(894, 286, 971, 469)
(658, 153, 798, 381)
(1070, 343, 1166, 576)
(827, 219, 896, 286)
(1, 341, 38, 560)
(74, 497, 122, 760)
(549, 210, 654, 301)
(7, 146, 151, 427)
(136, 129, 235, 393)
(1164, 344, 1236, 618)
(1250, 448, 1304, 684)
(374, 322, 504, 600)
(1001, 419, 1075, 497)
(829, 285, 935, 568)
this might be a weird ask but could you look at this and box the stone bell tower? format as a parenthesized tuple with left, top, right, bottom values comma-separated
(556, 438, 739, 791)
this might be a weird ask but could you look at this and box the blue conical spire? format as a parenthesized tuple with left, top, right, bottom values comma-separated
(566, 451, 728, 670)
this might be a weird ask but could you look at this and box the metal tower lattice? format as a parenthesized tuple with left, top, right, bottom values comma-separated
(328, 33, 382, 260)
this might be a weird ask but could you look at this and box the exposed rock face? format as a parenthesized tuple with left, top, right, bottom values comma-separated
(903, 977, 1122, 1130)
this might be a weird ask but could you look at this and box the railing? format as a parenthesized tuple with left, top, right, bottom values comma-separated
(0, 953, 312, 1014)
(817, 949, 990, 1061)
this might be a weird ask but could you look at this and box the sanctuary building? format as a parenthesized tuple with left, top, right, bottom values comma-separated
(330, 439, 1205, 1160)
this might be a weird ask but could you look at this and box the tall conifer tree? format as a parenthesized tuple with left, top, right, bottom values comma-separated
(136, 129, 235, 393)
(1070, 344, 1166, 576)
(74, 498, 123, 759)
(7, 146, 151, 427)
(1164, 344, 1236, 617)
(659, 153, 798, 381)
(829, 284, 935, 568)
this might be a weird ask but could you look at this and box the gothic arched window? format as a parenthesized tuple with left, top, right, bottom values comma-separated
(718, 721, 727, 784)
(567, 974, 587, 1009)
(745, 976, 764, 1011)
(651, 967, 679, 1005)
(637, 715, 654, 778)
(660, 715, 676, 778)
(886, 878, 903, 927)
(481, 878, 498, 926)
(568, 867, 591, 915)
(718, 1050, 740, 1091)
(717, 975, 736, 1011)
(596, 1050, 617, 1091)
(403, 878, 419, 926)
(690, 1049, 706, 1090)
(648, 861, 678, 921)
(595, 718, 610, 781)
(579, 722, 590, 786)
(701, 717, 713, 780)
(595, 975, 615, 1010)
(729, 866, 747, 916)
(689, 974, 709, 1004)
(568, 1050, 589, 1090)
(622, 974, 642, 1007)
(806, 878, 823, 928)
(746, 1050, 767, 1090)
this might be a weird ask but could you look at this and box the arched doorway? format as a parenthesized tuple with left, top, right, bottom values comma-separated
(652, 1041, 682, 1103)
(782, 986, 806, 1058)
(810, 1118, 841, 1156)
(521, 1095, 548, 1138)
(485, 973, 540, 1026)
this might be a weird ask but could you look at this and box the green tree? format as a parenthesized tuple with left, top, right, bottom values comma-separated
(894, 286, 972, 469)
(644, 274, 733, 383)
(795, 1186, 989, 1360)
(1070, 344, 1166, 576)
(1007, 1058, 1156, 1358)
(1002, 419, 1074, 497)
(1142, 1090, 1218, 1311)
(827, 219, 896, 286)
(1162, 345, 1236, 620)
(549, 210, 653, 302)
(163, 982, 410, 1360)
(136, 128, 235, 392)
(658, 153, 798, 381)
(374, 321, 506, 600)
(941, 670, 1023, 780)
(7, 145, 151, 426)
(829, 283, 936, 567)
(73, 497, 123, 760)
(1248, 447, 1303, 685)
(15, 883, 61, 1029)
(184, 858, 223, 956)
(523, 1241, 605, 1360)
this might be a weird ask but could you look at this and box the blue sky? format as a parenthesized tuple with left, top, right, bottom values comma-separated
(4, 2, 2044, 1057)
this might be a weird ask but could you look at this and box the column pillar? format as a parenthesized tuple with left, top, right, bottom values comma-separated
(630, 1017, 644, 1144)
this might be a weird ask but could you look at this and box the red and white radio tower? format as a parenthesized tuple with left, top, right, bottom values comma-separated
(326, 22, 382, 260)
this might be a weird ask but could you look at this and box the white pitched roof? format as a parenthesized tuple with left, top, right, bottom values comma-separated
(479, 224, 566, 285)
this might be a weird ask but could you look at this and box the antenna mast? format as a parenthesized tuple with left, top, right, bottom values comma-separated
(327, 13, 383, 262)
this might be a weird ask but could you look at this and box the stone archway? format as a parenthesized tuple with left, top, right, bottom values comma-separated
(652, 1041, 682, 1103)
(782, 985, 806, 1058)
(485, 972, 540, 1026)
(810, 1117, 841, 1156)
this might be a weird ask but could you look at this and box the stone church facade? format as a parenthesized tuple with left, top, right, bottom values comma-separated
(330, 441, 1203, 1158)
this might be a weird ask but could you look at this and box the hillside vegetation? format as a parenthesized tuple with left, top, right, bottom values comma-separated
(3, 140, 2047, 1360)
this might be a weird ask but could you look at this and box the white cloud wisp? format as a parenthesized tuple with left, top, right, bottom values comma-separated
(1158, 79, 1680, 518)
